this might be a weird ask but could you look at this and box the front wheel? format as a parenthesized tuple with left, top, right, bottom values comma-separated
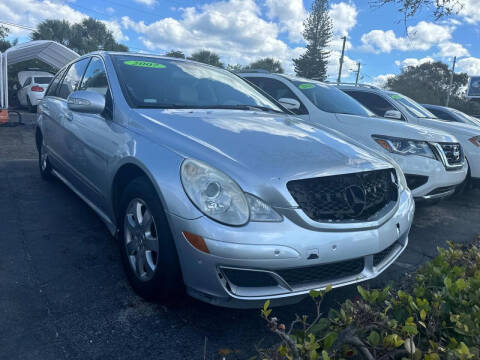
(118, 177, 183, 302)
(39, 140, 54, 181)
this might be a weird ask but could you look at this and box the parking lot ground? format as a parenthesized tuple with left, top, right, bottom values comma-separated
(1, 120, 480, 359)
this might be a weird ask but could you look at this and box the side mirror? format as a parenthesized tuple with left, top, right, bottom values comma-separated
(278, 97, 301, 111)
(67, 90, 105, 114)
(384, 109, 402, 120)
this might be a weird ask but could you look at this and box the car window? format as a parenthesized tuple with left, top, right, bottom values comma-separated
(45, 69, 67, 97)
(79, 57, 113, 119)
(343, 90, 399, 118)
(111, 55, 283, 112)
(34, 77, 53, 85)
(244, 77, 308, 115)
(389, 93, 437, 119)
(425, 107, 456, 121)
(79, 57, 109, 95)
(450, 108, 480, 126)
(57, 58, 90, 99)
(288, 80, 375, 117)
(23, 78, 32, 87)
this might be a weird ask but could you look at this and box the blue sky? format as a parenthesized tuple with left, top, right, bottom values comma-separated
(2, 0, 479, 85)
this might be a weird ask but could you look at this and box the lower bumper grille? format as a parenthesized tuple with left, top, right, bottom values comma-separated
(277, 258, 365, 286)
(405, 174, 428, 190)
(373, 241, 399, 267)
(287, 169, 398, 222)
(221, 268, 277, 288)
(426, 185, 456, 196)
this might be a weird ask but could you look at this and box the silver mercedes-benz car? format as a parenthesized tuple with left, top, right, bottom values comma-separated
(36, 52, 415, 308)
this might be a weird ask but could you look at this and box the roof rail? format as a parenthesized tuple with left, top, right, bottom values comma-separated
(324, 81, 380, 89)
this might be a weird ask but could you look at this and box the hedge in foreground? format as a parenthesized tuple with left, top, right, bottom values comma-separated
(258, 240, 480, 360)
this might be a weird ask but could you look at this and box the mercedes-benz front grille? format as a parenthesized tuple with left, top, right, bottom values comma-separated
(287, 169, 398, 222)
(438, 143, 464, 168)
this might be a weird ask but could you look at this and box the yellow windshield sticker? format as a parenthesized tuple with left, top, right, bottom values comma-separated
(124, 60, 166, 69)
(298, 83, 315, 89)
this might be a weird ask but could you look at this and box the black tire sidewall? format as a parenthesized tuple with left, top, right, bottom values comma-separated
(118, 177, 183, 301)
(38, 142, 54, 181)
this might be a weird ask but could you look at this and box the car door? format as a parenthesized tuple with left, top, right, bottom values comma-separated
(18, 77, 31, 106)
(46, 58, 91, 186)
(39, 68, 67, 168)
(62, 56, 115, 211)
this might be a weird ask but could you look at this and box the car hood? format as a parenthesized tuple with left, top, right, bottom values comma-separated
(418, 117, 480, 138)
(134, 109, 392, 191)
(335, 113, 458, 143)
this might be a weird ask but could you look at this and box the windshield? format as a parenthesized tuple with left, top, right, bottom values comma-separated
(288, 79, 375, 116)
(389, 93, 437, 118)
(34, 77, 53, 84)
(451, 108, 480, 126)
(111, 55, 282, 112)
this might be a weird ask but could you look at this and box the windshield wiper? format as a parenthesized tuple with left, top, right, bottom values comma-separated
(135, 104, 283, 113)
(194, 104, 284, 113)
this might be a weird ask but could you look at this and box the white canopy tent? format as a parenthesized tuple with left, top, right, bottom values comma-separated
(0, 40, 79, 109)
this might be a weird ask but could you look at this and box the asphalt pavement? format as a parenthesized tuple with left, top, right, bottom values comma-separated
(1, 115, 479, 359)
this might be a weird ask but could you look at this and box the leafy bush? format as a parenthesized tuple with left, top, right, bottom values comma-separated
(258, 240, 480, 360)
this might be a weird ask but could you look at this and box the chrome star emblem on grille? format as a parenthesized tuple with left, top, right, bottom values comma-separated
(343, 185, 367, 216)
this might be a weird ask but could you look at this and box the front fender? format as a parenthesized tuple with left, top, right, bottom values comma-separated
(107, 136, 203, 229)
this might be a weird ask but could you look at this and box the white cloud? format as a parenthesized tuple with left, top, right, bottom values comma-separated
(0, 0, 128, 42)
(102, 20, 129, 42)
(329, 2, 357, 37)
(264, 0, 306, 43)
(395, 57, 434, 68)
(360, 21, 452, 53)
(0, 0, 86, 37)
(436, 41, 469, 58)
(458, 0, 480, 24)
(370, 73, 395, 88)
(133, 0, 157, 6)
(457, 57, 480, 75)
(122, 0, 301, 71)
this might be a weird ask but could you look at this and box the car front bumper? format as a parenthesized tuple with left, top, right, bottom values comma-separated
(390, 154, 467, 200)
(167, 189, 415, 308)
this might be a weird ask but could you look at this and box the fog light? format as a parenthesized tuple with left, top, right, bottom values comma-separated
(183, 232, 209, 253)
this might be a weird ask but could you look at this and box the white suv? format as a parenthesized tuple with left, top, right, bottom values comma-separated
(338, 84, 480, 188)
(241, 73, 467, 201)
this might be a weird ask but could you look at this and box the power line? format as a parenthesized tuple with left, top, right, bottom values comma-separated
(0, 20, 36, 31)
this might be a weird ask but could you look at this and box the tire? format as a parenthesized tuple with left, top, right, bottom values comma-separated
(27, 96, 36, 113)
(118, 177, 183, 302)
(455, 162, 471, 195)
(39, 138, 54, 181)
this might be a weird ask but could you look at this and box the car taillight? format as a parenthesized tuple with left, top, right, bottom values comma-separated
(31, 86, 44, 92)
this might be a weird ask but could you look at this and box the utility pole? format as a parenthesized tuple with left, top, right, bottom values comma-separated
(354, 62, 361, 86)
(446, 56, 456, 107)
(337, 36, 347, 84)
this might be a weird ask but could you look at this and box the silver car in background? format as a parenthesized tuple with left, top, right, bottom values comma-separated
(37, 52, 415, 308)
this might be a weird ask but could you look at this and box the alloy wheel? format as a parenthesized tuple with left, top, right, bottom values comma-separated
(123, 198, 159, 281)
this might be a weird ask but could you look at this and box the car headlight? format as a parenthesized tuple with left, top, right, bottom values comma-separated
(372, 135, 436, 159)
(391, 161, 408, 191)
(469, 135, 480, 147)
(181, 159, 282, 225)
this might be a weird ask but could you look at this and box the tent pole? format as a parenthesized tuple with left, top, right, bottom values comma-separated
(0, 53, 3, 109)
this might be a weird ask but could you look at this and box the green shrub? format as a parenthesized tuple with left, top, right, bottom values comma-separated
(257, 240, 480, 360)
